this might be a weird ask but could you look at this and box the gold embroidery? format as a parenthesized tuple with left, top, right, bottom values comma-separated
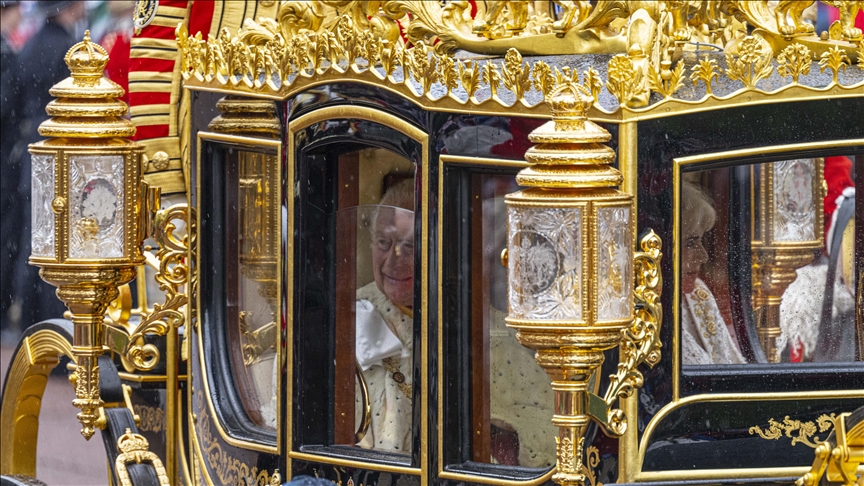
(382, 357, 412, 401)
(690, 285, 717, 361)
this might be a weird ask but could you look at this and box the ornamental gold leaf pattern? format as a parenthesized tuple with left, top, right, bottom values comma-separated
(607, 54, 641, 105)
(777, 43, 812, 83)
(532, 60, 555, 100)
(725, 35, 774, 89)
(819, 45, 850, 84)
(749, 414, 837, 449)
(690, 57, 719, 95)
(502, 48, 532, 99)
(648, 61, 685, 99)
(482, 59, 501, 99)
(582, 67, 602, 104)
(195, 391, 278, 486)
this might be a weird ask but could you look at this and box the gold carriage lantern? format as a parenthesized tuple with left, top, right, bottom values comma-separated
(28, 31, 145, 439)
(505, 83, 662, 485)
(751, 158, 825, 363)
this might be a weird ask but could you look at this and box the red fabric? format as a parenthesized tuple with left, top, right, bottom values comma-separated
(134, 124, 171, 140)
(103, 31, 131, 103)
(188, 0, 216, 40)
(129, 91, 172, 106)
(823, 156, 855, 241)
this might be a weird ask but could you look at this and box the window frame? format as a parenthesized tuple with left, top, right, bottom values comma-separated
(195, 131, 283, 454)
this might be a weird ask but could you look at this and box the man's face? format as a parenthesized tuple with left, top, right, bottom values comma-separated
(371, 208, 414, 308)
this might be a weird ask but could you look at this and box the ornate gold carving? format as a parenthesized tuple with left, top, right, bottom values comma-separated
(606, 54, 643, 107)
(750, 414, 837, 449)
(819, 45, 851, 84)
(115, 428, 171, 486)
(502, 48, 532, 100)
(583, 445, 603, 486)
(600, 230, 663, 436)
(179, 2, 863, 115)
(690, 57, 720, 95)
(725, 35, 774, 89)
(776, 43, 813, 83)
(194, 391, 280, 486)
(648, 61, 685, 99)
(124, 204, 192, 371)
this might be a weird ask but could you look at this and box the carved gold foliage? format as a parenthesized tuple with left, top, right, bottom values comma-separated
(405, 41, 437, 94)
(602, 230, 663, 436)
(777, 43, 812, 83)
(725, 35, 774, 89)
(582, 445, 603, 486)
(607, 54, 642, 105)
(749, 414, 837, 449)
(502, 48, 532, 99)
(858, 43, 864, 68)
(690, 57, 719, 95)
(532, 60, 555, 99)
(458, 59, 481, 100)
(481, 59, 501, 99)
(648, 61, 685, 99)
(819, 45, 850, 84)
(556, 436, 576, 473)
(125, 204, 193, 371)
(581, 67, 602, 104)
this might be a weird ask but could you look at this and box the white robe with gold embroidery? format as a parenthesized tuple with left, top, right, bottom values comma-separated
(354, 282, 413, 453)
(681, 279, 745, 365)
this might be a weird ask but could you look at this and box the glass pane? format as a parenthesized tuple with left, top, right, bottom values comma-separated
(680, 155, 859, 365)
(332, 148, 416, 453)
(31, 154, 55, 258)
(68, 155, 125, 259)
(229, 150, 279, 430)
(476, 174, 556, 468)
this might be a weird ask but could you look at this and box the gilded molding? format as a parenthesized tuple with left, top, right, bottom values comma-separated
(749, 414, 836, 448)
(177, 2, 864, 115)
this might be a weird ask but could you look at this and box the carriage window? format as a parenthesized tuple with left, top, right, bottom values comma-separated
(198, 140, 280, 438)
(680, 156, 858, 366)
(444, 168, 556, 471)
(230, 150, 280, 429)
(299, 144, 417, 454)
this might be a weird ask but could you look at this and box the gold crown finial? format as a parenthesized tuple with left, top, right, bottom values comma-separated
(117, 428, 151, 454)
(64, 30, 110, 84)
(547, 82, 593, 131)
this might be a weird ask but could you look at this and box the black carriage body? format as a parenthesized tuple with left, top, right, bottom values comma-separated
(181, 77, 863, 486)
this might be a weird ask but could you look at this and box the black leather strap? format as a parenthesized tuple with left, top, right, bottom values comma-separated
(0, 476, 48, 486)
(97, 356, 162, 486)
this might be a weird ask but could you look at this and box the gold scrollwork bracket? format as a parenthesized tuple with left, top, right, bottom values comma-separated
(586, 230, 663, 437)
(115, 428, 171, 486)
(119, 203, 195, 372)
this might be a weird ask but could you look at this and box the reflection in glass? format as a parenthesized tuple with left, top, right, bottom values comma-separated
(311, 146, 418, 454)
(31, 154, 55, 257)
(68, 155, 125, 258)
(477, 174, 555, 468)
(231, 150, 279, 430)
(681, 180, 745, 365)
(347, 181, 416, 453)
(780, 156, 857, 362)
(680, 155, 858, 365)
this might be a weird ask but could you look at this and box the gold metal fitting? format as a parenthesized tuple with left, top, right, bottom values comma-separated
(207, 95, 282, 137)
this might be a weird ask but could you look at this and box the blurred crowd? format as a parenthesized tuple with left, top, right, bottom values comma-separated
(0, 0, 134, 344)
